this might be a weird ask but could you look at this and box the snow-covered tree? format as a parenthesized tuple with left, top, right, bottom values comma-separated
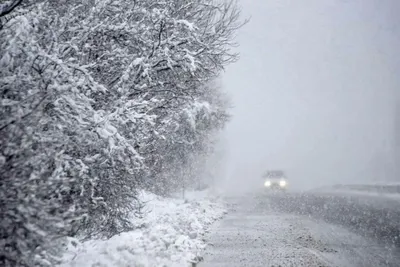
(143, 82, 231, 195)
(0, 0, 244, 265)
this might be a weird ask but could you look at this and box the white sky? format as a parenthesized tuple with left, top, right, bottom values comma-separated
(221, 0, 400, 191)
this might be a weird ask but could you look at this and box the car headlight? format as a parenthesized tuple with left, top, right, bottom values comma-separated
(264, 180, 271, 187)
(279, 180, 287, 187)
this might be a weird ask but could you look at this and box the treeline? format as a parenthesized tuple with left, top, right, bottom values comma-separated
(0, 0, 243, 266)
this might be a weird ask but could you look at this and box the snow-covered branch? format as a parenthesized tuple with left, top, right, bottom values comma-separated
(0, 0, 244, 266)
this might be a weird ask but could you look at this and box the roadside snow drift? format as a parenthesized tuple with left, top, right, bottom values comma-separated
(59, 191, 226, 267)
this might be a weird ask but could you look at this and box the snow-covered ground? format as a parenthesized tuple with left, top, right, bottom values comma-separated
(200, 194, 400, 267)
(311, 185, 400, 200)
(59, 190, 226, 267)
(312, 183, 400, 196)
(324, 189, 400, 200)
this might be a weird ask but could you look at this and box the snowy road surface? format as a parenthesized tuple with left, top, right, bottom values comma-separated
(200, 193, 400, 267)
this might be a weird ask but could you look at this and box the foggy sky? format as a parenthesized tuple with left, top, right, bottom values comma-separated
(221, 0, 400, 192)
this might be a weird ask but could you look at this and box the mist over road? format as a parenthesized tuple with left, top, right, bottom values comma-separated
(201, 191, 400, 267)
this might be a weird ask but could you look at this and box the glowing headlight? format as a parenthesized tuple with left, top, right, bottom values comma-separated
(264, 180, 271, 187)
(279, 180, 287, 187)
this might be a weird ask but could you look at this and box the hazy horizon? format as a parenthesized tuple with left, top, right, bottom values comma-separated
(220, 0, 400, 193)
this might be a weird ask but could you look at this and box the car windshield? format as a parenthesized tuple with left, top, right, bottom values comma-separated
(264, 170, 285, 179)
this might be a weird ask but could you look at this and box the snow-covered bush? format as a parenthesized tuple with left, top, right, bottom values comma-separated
(59, 191, 227, 267)
(0, 0, 244, 266)
(144, 82, 231, 196)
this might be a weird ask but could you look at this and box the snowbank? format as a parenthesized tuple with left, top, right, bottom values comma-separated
(59, 190, 226, 267)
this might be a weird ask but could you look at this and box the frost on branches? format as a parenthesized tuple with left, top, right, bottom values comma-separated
(0, 1, 244, 266)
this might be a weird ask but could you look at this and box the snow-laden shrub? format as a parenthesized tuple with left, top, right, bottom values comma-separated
(59, 191, 227, 267)
(0, 0, 244, 266)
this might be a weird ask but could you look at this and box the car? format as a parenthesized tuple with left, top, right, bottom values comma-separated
(263, 170, 288, 192)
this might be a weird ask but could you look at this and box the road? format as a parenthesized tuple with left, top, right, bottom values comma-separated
(200, 191, 400, 267)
